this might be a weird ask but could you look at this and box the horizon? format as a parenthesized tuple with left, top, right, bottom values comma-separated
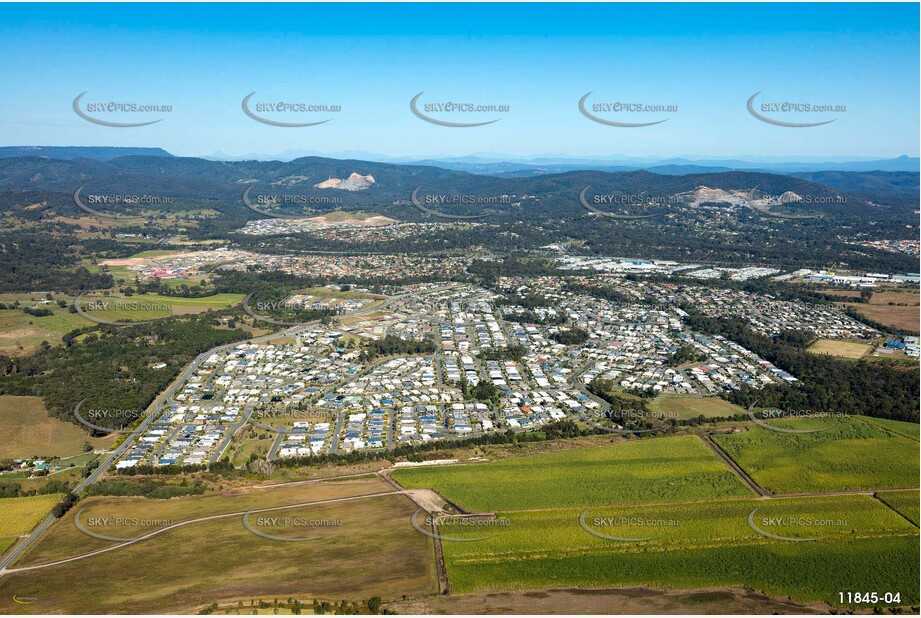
(0, 3, 918, 158)
(2, 145, 918, 165)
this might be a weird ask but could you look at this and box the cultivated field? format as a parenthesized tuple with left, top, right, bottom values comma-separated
(862, 416, 921, 440)
(0, 494, 62, 537)
(0, 395, 112, 459)
(392, 435, 752, 512)
(0, 477, 436, 613)
(417, 472, 918, 607)
(648, 396, 745, 420)
(806, 338, 872, 359)
(877, 490, 920, 525)
(711, 416, 919, 494)
(0, 494, 63, 555)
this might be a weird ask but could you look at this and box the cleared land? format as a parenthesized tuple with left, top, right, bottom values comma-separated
(390, 586, 831, 615)
(0, 395, 112, 459)
(806, 338, 872, 359)
(648, 396, 745, 420)
(13, 477, 399, 567)
(845, 303, 919, 333)
(0, 478, 436, 613)
(711, 416, 919, 494)
(392, 435, 752, 512)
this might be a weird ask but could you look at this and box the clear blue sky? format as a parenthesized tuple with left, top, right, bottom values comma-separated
(0, 3, 917, 159)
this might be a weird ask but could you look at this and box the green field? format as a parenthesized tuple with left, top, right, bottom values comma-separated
(648, 396, 745, 420)
(0, 300, 90, 356)
(862, 416, 921, 441)
(79, 292, 243, 322)
(392, 435, 752, 512)
(711, 416, 919, 494)
(877, 490, 921, 526)
(436, 493, 918, 606)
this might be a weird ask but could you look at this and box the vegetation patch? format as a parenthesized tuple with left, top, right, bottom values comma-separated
(711, 416, 919, 494)
(392, 435, 752, 512)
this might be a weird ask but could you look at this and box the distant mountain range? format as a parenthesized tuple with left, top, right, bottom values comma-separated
(412, 155, 921, 176)
(0, 148, 916, 203)
(0, 146, 174, 161)
(0, 146, 916, 174)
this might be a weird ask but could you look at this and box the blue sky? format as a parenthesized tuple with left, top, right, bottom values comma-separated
(0, 3, 917, 159)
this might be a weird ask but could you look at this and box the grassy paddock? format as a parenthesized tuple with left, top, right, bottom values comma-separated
(0, 490, 435, 613)
(649, 396, 745, 420)
(0, 395, 112, 459)
(806, 338, 872, 359)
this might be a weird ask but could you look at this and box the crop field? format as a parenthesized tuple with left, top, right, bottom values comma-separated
(806, 338, 872, 359)
(861, 416, 921, 440)
(0, 488, 436, 613)
(0, 395, 113, 459)
(436, 494, 919, 606)
(710, 416, 919, 494)
(648, 396, 745, 420)
(391, 435, 752, 512)
(877, 490, 920, 525)
(0, 494, 62, 538)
